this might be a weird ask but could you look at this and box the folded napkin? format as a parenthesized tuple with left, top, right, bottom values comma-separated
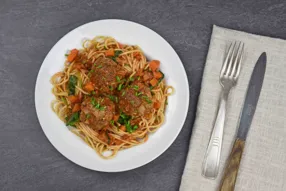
(180, 25, 286, 191)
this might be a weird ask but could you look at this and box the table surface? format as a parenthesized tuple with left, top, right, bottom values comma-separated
(1, 0, 286, 190)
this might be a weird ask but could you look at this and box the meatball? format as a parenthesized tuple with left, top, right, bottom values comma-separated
(90, 57, 126, 94)
(80, 96, 115, 131)
(118, 82, 153, 118)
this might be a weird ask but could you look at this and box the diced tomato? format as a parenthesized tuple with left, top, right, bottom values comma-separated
(67, 49, 79, 62)
(150, 78, 158, 86)
(149, 60, 160, 71)
(105, 49, 115, 56)
(84, 82, 95, 92)
(153, 101, 161, 109)
(120, 125, 126, 132)
(67, 95, 80, 103)
(134, 52, 141, 61)
(143, 73, 152, 81)
(72, 103, 81, 112)
(153, 71, 163, 79)
(113, 115, 119, 121)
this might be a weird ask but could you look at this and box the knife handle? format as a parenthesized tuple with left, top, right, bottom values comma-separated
(219, 138, 245, 191)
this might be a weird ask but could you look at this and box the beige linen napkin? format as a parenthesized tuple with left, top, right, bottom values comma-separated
(180, 25, 286, 191)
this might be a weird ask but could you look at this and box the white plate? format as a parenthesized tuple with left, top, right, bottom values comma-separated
(35, 19, 189, 172)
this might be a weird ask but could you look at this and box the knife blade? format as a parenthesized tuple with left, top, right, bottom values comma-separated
(237, 52, 267, 140)
(219, 52, 267, 191)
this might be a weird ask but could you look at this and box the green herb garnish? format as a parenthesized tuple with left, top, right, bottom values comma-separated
(117, 112, 138, 133)
(133, 125, 138, 130)
(91, 97, 96, 106)
(110, 50, 123, 62)
(86, 113, 91, 119)
(142, 95, 152, 104)
(116, 76, 121, 82)
(135, 92, 143, 96)
(95, 102, 100, 109)
(97, 65, 103, 69)
(127, 77, 134, 82)
(68, 75, 78, 95)
(108, 95, 117, 102)
(91, 97, 105, 110)
(65, 112, 80, 127)
(99, 106, 106, 111)
(109, 85, 114, 90)
(118, 84, 123, 91)
(126, 121, 132, 133)
(121, 91, 126, 96)
(61, 97, 67, 105)
(132, 85, 139, 91)
(110, 120, 115, 126)
(130, 100, 135, 106)
(88, 69, 94, 77)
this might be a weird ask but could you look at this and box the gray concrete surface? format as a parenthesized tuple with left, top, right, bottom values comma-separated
(1, 0, 286, 190)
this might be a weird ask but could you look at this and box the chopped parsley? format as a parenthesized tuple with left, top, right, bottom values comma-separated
(68, 75, 78, 95)
(133, 125, 138, 130)
(132, 85, 139, 91)
(118, 84, 123, 91)
(91, 97, 105, 110)
(86, 113, 91, 119)
(116, 76, 121, 82)
(128, 77, 135, 82)
(117, 112, 138, 133)
(88, 69, 94, 77)
(65, 112, 80, 127)
(61, 97, 67, 105)
(110, 50, 123, 62)
(142, 95, 152, 104)
(99, 106, 106, 111)
(135, 92, 143, 96)
(108, 95, 118, 103)
(91, 97, 96, 106)
(121, 90, 126, 96)
(97, 65, 103, 69)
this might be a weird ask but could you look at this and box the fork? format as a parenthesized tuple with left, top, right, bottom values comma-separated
(202, 41, 244, 179)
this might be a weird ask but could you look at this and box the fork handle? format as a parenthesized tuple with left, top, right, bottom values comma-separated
(202, 91, 228, 179)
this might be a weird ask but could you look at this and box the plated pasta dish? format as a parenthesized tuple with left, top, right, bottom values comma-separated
(50, 36, 173, 159)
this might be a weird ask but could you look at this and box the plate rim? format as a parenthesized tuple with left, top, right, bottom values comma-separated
(35, 19, 190, 172)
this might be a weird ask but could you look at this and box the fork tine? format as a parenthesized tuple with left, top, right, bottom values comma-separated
(234, 43, 244, 79)
(230, 42, 244, 77)
(225, 41, 238, 76)
(220, 42, 234, 77)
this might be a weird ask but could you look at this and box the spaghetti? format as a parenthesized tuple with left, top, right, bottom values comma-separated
(51, 36, 174, 159)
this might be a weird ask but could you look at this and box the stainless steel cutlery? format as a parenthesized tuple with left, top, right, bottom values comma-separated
(202, 42, 244, 179)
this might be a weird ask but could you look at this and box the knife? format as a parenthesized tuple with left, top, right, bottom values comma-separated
(219, 52, 267, 191)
